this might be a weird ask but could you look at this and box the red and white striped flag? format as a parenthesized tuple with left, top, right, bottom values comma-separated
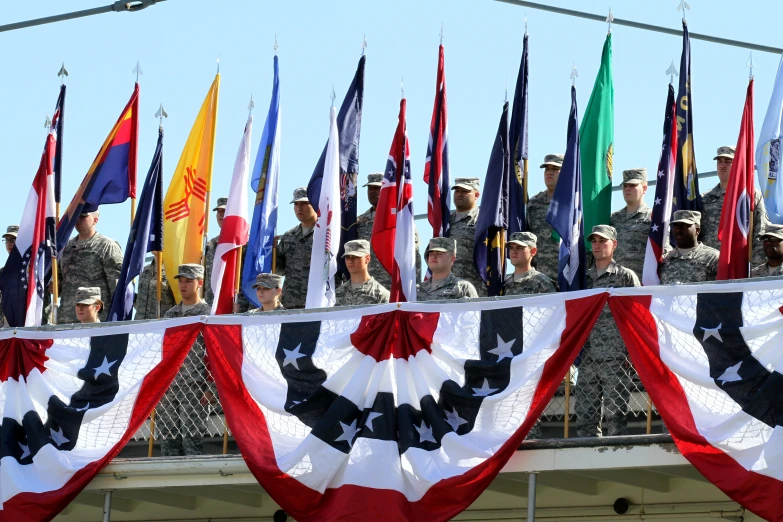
(211, 115, 253, 314)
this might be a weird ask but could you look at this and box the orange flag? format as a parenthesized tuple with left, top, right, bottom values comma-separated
(163, 74, 220, 302)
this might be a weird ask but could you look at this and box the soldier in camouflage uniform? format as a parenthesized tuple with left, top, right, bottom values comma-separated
(249, 273, 286, 313)
(575, 225, 640, 438)
(0, 225, 18, 326)
(448, 177, 485, 295)
(527, 154, 564, 282)
(335, 239, 390, 306)
(355, 173, 422, 288)
(659, 211, 719, 284)
(135, 257, 176, 320)
(74, 287, 103, 323)
(504, 231, 556, 439)
(504, 232, 557, 296)
(58, 205, 123, 324)
(158, 264, 213, 456)
(610, 168, 652, 277)
(204, 197, 250, 313)
(277, 187, 316, 309)
(417, 238, 478, 301)
(751, 224, 783, 278)
(701, 146, 769, 266)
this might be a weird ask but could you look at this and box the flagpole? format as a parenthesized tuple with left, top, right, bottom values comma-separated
(155, 251, 162, 318)
(234, 245, 243, 306)
(202, 64, 220, 288)
(50, 101, 60, 323)
(746, 63, 755, 276)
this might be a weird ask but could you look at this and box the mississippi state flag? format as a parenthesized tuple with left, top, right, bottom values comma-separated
(211, 115, 252, 314)
(423, 45, 450, 239)
(718, 79, 755, 280)
(0, 130, 56, 327)
(0, 320, 200, 522)
(609, 279, 783, 522)
(373, 99, 416, 302)
(203, 293, 606, 522)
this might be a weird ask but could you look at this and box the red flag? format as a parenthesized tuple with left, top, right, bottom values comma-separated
(372, 99, 416, 302)
(717, 80, 755, 280)
(211, 116, 253, 314)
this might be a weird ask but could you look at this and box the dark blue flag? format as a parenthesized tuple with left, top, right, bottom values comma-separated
(546, 86, 585, 292)
(473, 102, 510, 297)
(508, 34, 529, 235)
(307, 56, 365, 280)
(53, 84, 66, 204)
(672, 20, 702, 216)
(107, 128, 163, 322)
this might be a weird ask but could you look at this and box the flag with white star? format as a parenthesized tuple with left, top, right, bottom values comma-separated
(642, 83, 678, 285)
(609, 279, 783, 522)
(0, 319, 201, 521)
(202, 292, 607, 522)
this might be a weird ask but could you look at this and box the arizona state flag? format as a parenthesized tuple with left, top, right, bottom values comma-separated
(163, 74, 220, 302)
(717, 80, 755, 280)
(57, 84, 138, 253)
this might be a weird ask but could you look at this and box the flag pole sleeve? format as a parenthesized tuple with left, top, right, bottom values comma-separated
(155, 251, 162, 319)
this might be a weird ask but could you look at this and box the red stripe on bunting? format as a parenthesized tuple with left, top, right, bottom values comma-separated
(205, 293, 607, 522)
(609, 295, 783, 522)
(0, 323, 201, 522)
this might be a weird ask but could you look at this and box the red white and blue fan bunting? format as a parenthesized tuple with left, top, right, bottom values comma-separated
(203, 294, 606, 522)
(610, 279, 783, 522)
(0, 319, 201, 522)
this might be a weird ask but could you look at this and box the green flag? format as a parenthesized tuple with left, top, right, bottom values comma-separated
(579, 33, 614, 248)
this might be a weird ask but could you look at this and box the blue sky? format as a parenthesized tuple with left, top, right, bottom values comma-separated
(1, 0, 781, 267)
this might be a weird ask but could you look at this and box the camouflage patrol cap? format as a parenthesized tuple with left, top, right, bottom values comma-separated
(670, 210, 702, 226)
(80, 202, 99, 216)
(212, 197, 228, 211)
(425, 237, 457, 255)
(587, 224, 618, 241)
(760, 223, 783, 240)
(714, 146, 735, 160)
(2, 225, 19, 239)
(362, 173, 383, 187)
(75, 287, 102, 305)
(451, 177, 480, 191)
(507, 231, 537, 248)
(622, 168, 647, 185)
(174, 263, 205, 280)
(290, 187, 309, 204)
(540, 154, 565, 168)
(342, 239, 371, 257)
(252, 273, 284, 289)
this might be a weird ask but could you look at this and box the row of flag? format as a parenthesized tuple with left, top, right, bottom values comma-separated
(3, 19, 783, 327)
